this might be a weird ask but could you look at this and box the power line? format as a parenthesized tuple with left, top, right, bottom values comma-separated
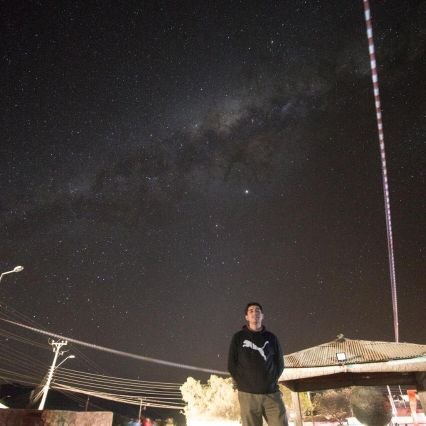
(0, 304, 108, 375)
(0, 317, 228, 375)
(53, 383, 185, 410)
(0, 320, 188, 410)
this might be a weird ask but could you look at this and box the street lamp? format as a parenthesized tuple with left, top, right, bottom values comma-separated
(0, 266, 24, 283)
(38, 340, 75, 410)
(56, 354, 76, 370)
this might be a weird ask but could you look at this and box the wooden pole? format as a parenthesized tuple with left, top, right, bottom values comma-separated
(291, 391, 303, 426)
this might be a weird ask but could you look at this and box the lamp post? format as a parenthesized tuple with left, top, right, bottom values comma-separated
(38, 339, 75, 410)
(0, 266, 24, 283)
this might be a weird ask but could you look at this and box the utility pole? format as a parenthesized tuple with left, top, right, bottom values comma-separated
(38, 339, 68, 410)
(138, 398, 143, 422)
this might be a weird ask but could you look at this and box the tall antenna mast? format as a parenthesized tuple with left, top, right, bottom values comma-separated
(362, 0, 399, 342)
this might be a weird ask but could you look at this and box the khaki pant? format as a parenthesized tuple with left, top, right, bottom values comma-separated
(238, 391, 288, 426)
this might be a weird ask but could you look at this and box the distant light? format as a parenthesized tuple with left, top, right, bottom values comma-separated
(244, 189, 249, 194)
(336, 352, 347, 362)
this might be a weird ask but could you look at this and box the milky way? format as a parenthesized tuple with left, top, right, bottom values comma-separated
(1, 0, 425, 419)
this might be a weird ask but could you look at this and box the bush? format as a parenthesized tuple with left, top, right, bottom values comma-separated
(350, 387, 392, 426)
(312, 388, 351, 424)
(180, 375, 240, 421)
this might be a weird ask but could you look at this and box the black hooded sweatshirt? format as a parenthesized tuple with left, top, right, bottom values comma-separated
(228, 325, 284, 394)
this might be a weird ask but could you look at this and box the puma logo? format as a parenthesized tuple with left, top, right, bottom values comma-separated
(242, 340, 270, 361)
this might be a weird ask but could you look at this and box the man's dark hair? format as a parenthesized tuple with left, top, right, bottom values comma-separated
(245, 302, 263, 314)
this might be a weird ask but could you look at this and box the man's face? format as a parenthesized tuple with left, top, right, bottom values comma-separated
(245, 305, 264, 324)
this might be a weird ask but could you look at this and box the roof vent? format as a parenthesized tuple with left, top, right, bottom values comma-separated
(336, 333, 346, 342)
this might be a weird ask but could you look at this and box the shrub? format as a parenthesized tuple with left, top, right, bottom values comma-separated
(350, 387, 392, 426)
(180, 375, 240, 421)
(312, 388, 351, 424)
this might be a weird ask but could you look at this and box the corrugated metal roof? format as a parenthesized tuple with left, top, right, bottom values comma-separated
(284, 335, 426, 368)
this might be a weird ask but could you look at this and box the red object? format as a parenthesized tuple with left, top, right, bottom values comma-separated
(407, 390, 418, 425)
(407, 389, 417, 410)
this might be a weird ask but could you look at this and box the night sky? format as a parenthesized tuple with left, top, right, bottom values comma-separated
(1, 0, 425, 416)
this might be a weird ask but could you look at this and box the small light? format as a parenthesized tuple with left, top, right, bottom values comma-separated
(336, 352, 347, 362)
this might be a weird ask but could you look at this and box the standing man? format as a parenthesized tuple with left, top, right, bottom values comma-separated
(228, 302, 288, 426)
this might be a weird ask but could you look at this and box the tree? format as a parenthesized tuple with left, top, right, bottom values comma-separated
(180, 375, 240, 423)
(312, 388, 352, 424)
(350, 387, 392, 426)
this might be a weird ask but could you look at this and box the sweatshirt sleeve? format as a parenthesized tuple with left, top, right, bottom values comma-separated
(228, 333, 238, 379)
(276, 337, 284, 378)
